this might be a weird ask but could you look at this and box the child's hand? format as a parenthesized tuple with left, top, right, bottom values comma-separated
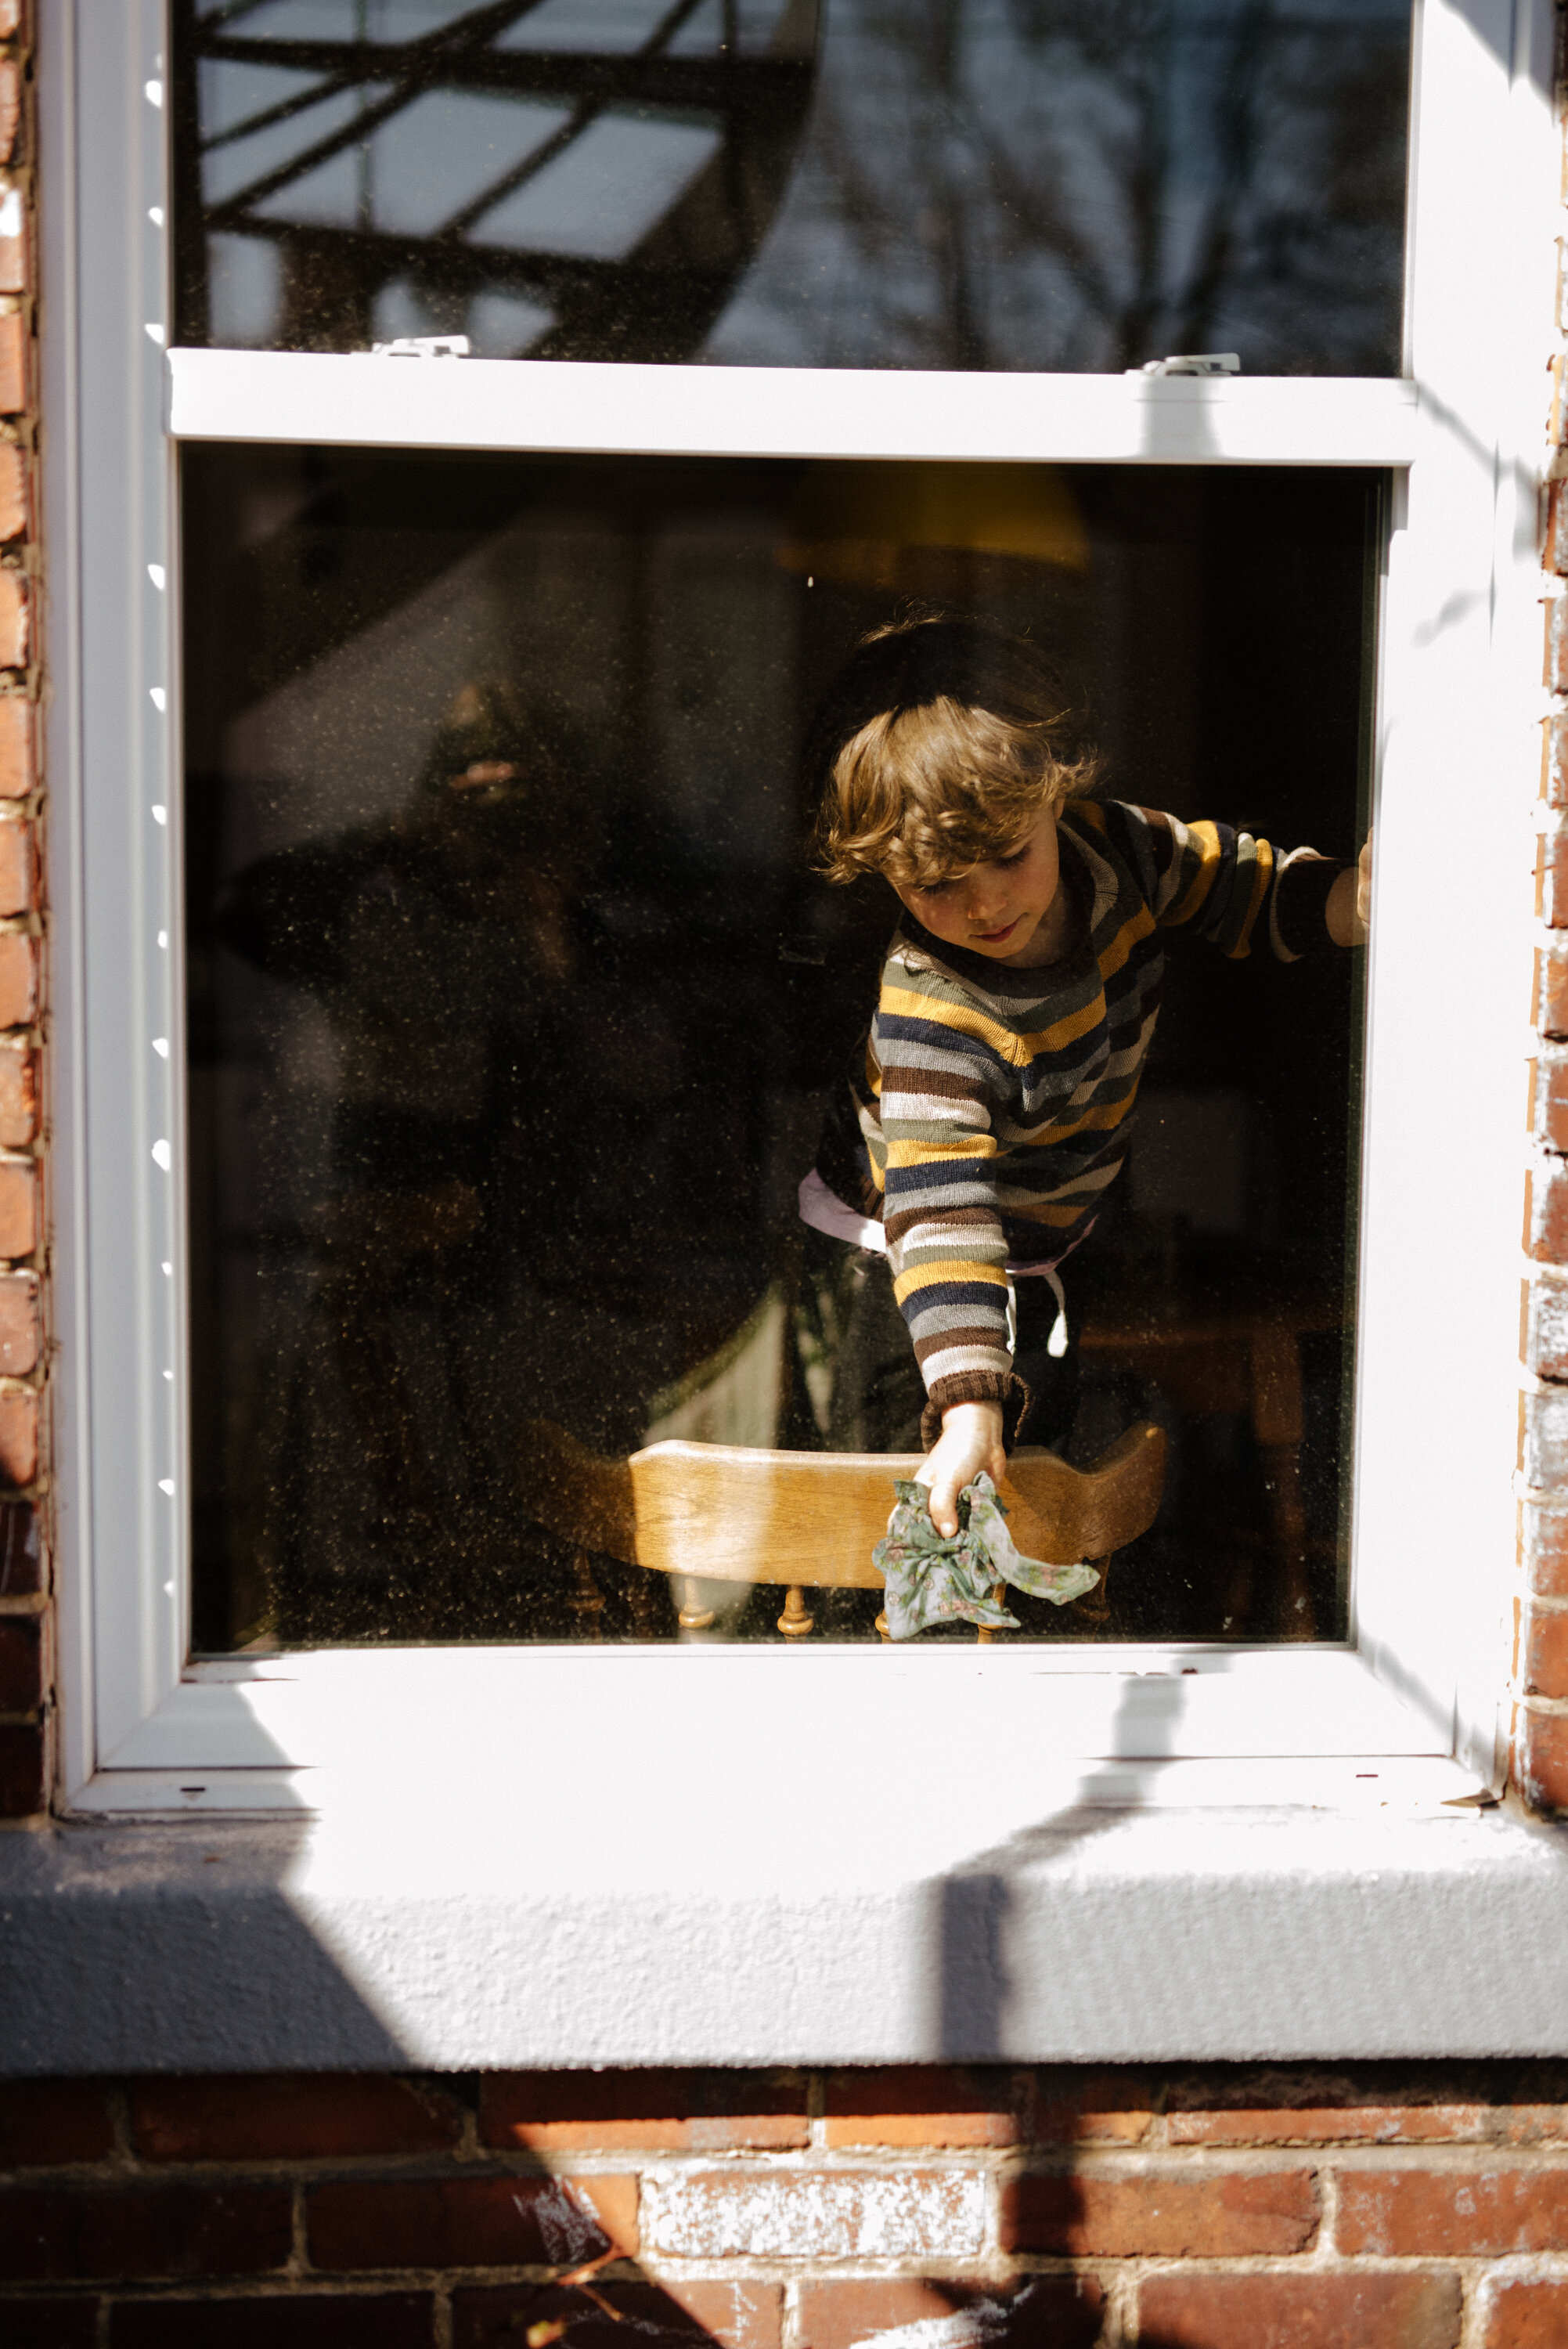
(918, 1401, 1007, 1538)
(1326, 830, 1372, 947)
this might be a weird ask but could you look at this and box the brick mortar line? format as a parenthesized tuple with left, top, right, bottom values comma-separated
(638, 2148, 1568, 2174)
(0, 2257, 1518, 2287)
(1514, 1477, 1568, 1504)
(12, 2149, 1568, 2199)
(1, 2252, 1563, 2293)
(642, 2254, 1568, 2275)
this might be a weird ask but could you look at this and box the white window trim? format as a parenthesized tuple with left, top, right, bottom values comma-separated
(165, 346, 1420, 467)
(39, 0, 1554, 1860)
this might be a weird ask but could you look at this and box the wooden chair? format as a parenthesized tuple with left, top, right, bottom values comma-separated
(1080, 1283, 1339, 1637)
(514, 1420, 1166, 1640)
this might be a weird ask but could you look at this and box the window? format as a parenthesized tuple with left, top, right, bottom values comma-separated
(183, 447, 1377, 1653)
(44, 0, 1549, 1813)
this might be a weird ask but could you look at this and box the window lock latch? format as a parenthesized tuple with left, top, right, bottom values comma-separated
(364, 335, 472, 359)
(1127, 352, 1240, 377)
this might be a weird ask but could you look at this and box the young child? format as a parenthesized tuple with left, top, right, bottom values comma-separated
(802, 616, 1371, 1539)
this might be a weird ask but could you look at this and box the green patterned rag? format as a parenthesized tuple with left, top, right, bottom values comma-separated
(873, 1472, 1099, 1640)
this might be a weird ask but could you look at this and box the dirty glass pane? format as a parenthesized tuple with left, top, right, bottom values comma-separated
(172, 1, 1411, 374)
(184, 443, 1375, 1651)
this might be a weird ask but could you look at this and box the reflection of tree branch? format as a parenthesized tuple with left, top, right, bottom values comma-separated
(1170, 0, 1274, 355)
(788, 0, 1405, 376)
(982, 139, 1118, 351)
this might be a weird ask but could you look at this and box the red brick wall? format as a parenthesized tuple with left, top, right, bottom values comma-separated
(1522, 16, 1568, 1813)
(0, 0, 46, 1830)
(4, 2065, 1568, 2347)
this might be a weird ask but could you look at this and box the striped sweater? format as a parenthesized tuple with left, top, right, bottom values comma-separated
(815, 799, 1346, 1433)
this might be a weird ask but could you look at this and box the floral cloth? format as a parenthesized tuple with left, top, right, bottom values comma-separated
(873, 1472, 1099, 1640)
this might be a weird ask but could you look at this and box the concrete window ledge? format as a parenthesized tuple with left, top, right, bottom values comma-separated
(4, 1797, 1568, 2075)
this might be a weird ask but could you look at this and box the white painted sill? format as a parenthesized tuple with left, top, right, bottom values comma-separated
(14, 1730, 1568, 2070)
(34, 1640, 1568, 2073)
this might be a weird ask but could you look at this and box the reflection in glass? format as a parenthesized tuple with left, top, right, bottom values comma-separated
(184, 446, 1375, 1651)
(173, 1, 1411, 373)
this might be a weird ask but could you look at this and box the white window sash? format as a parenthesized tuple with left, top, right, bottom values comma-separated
(165, 347, 1420, 468)
(41, 0, 1555, 1812)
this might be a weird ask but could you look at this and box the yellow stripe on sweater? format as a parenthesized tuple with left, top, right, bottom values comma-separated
(1224, 836, 1273, 960)
(879, 983, 1033, 1069)
(893, 1258, 1011, 1300)
(1164, 820, 1224, 928)
(884, 1134, 1000, 1167)
(1014, 1095, 1137, 1146)
(1015, 987, 1108, 1059)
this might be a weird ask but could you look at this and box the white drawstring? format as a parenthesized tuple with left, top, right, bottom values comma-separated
(1044, 1267, 1069, 1358)
(1006, 1267, 1070, 1360)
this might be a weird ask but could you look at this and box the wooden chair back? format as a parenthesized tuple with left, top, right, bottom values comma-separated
(514, 1420, 1167, 1636)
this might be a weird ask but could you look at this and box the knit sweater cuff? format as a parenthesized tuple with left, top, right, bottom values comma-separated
(1271, 851, 1348, 960)
(920, 1370, 1034, 1456)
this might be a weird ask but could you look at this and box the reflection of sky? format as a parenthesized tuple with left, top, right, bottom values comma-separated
(497, 0, 684, 52)
(285, 90, 571, 235)
(201, 0, 478, 32)
(209, 231, 283, 346)
(373, 275, 557, 353)
(478, 114, 723, 259)
(200, 66, 369, 211)
(497, 0, 798, 52)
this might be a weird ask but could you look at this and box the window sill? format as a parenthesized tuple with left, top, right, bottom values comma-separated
(13, 1719, 1568, 2071)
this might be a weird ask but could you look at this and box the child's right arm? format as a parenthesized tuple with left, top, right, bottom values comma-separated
(875, 961, 1021, 1535)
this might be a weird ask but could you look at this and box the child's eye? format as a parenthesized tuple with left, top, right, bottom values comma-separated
(997, 845, 1029, 868)
(921, 878, 955, 900)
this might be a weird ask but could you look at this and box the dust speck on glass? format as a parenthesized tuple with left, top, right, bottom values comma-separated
(171, 0, 1412, 373)
(183, 449, 1375, 1652)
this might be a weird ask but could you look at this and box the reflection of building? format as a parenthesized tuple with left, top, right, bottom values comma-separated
(173, 0, 821, 359)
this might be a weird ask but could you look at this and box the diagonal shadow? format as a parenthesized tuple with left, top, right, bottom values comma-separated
(937, 1669, 1191, 2061)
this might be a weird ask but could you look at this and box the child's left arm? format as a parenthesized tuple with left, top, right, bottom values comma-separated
(1325, 832, 1372, 948)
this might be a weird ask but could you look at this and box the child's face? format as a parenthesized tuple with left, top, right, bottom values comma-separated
(889, 808, 1065, 967)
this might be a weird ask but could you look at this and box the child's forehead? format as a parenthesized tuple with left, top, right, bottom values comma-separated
(903, 819, 1041, 886)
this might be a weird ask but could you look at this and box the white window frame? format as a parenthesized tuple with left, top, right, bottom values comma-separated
(39, 0, 1555, 1838)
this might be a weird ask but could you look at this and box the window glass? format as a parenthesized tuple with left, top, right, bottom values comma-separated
(183, 444, 1374, 1651)
(172, 0, 1412, 373)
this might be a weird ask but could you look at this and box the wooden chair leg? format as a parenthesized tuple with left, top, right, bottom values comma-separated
(569, 1548, 606, 1640)
(1076, 1551, 1113, 1627)
(778, 1584, 813, 1638)
(875, 1610, 891, 1642)
(624, 1568, 663, 1640)
(975, 1579, 1007, 1644)
(1250, 1326, 1314, 1640)
(678, 1577, 716, 1630)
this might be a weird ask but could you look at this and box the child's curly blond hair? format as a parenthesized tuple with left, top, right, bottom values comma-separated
(809, 617, 1098, 892)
